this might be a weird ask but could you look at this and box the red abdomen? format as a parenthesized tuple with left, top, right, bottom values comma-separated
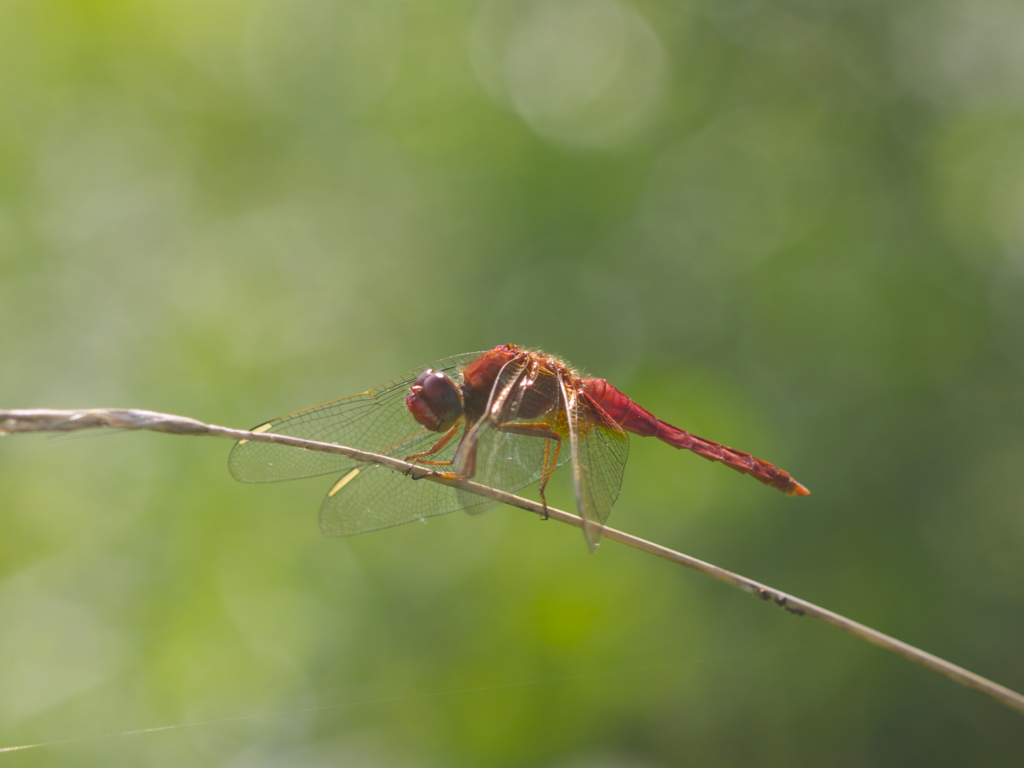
(582, 378, 809, 496)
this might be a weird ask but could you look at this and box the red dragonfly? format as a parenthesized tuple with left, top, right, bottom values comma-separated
(230, 344, 809, 550)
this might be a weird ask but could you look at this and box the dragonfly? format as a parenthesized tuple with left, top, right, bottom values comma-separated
(229, 344, 809, 550)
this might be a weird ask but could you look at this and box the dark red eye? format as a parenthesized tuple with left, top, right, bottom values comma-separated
(406, 370, 463, 432)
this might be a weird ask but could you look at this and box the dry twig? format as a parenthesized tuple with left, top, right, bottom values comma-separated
(2, 407, 1022, 716)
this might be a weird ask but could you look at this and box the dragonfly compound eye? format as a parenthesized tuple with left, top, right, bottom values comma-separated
(406, 370, 463, 432)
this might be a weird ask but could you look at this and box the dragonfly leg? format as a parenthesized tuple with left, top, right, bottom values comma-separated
(485, 419, 563, 517)
(415, 423, 481, 483)
(428, 418, 557, 486)
(483, 418, 565, 517)
(403, 419, 463, 478)
(488, 420, 560, 441)
(536, 436, 562, 520)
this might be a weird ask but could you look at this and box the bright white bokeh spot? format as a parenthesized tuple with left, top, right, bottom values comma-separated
(893, 0, 1024, 109)
(471, 0, 668, 148)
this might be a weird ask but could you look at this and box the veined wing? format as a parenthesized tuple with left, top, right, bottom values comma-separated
(317, 461, 492, 537)
(560, 372, 629, 551)
(456, 356, 572, 515)
(229, 352, 484, 484)
(320, 352, 567, 537)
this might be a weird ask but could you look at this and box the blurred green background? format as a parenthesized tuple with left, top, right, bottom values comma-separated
(2, 0, 1023, 765)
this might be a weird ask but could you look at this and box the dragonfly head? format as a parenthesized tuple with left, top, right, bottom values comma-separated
(406, 369, 464, 432)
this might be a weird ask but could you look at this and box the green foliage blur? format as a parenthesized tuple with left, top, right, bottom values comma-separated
(2, 0, 1023, 764)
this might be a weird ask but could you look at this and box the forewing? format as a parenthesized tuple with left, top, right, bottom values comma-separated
(229, 352, 483, 483)
(560, 373, 629, 551)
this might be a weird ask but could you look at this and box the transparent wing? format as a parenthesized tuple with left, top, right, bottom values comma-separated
(318, 462, 492, 537)
(228, 352, 484, 483)
(319, 353, 568, 537)
(560, 373, 630, 552)
(456, 357, 573, 516)
(231, 348, 578, 540)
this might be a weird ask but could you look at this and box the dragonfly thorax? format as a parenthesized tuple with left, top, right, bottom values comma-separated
(406, 369, 464, 432)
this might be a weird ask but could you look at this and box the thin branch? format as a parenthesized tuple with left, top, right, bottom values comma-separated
(2, 407, 1023, 716)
